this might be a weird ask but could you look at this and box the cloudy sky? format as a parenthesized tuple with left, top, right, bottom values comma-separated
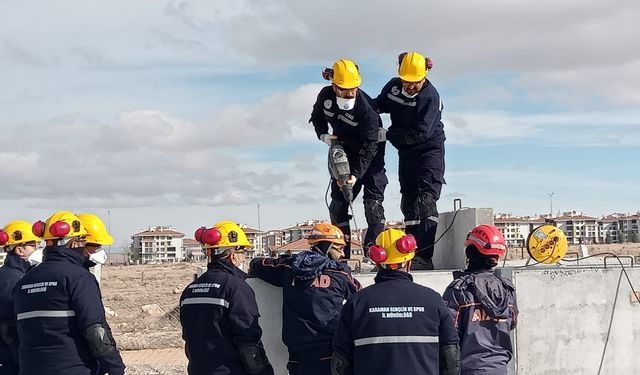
(1, 0, 639, 247)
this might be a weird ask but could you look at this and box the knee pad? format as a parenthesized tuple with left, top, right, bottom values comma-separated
(364, 199, 385, 226)
(417, 190, 438, 219)
(400, 195, 418, 220)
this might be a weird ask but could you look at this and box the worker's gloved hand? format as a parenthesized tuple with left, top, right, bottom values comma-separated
(320, 133, 337, 146)
(337, 175, 357, 187)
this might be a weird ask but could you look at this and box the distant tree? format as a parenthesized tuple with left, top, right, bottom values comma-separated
(605, 233, 612, 244)
(630, 231, 639, 243)
(618, 230, 627, 244)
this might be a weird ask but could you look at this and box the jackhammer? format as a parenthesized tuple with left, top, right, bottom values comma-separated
(328, 141, 353, 203)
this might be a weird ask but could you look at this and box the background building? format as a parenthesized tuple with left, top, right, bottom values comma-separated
(130, 226, 185, 264)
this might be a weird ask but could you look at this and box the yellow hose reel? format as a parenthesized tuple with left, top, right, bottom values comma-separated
(526, 224, 568, 264)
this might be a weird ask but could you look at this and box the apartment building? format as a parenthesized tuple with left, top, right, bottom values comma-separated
(494, 214, 546, 247)
(130, 225, 185, 264)
(263, 229, 286, 255)
(242, 225, 267, 256)
(183, 238, 205, 262)
(600, 213, 640, 243)
(554, 211, 599, 244)
(494, 211, 640, 245)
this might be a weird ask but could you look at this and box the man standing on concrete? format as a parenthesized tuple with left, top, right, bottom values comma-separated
(249, 223, 360, 375)
(13, 211, 125, 375)
(443, 225, 518, 375)
(310, 58, 387, 257)
(181, 221, 274, 375)
(332, 228, 460, 375)
(0, 220, 43, 375)
(375, 52, 445, 270)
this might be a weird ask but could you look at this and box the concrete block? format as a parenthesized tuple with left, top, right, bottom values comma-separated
(433, 207, 494, 270)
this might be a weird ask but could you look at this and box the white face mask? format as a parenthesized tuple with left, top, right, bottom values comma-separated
(27, 248, 44, 266)
(401, 88, 418, 98)
(88, 249, 108, 265)
(336, 96, 356, 111)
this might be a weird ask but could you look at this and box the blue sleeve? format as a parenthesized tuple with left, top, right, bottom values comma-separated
(438, 289, 460, 346)
(374, 79, 394, 114)
(510, 288, 518, 331)
(414, 87, 442, 140)
(310, 88, 330, 138)
(332, 297, 356, 359)
(228, 282, 263, 347)
(69, 272, 125, 375)
(352, 101, 380, 179)
(442, 284, 466, 341)
(249, 257, 289, 287)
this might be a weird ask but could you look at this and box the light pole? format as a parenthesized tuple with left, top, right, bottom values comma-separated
(546, 193, 554, 217)
(257, 203, 261, 230)
(107, 209, 111, 263)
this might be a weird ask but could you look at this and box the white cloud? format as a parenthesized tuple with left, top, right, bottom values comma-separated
(444, 110, 640, 146)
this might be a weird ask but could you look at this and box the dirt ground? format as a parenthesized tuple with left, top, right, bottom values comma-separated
(102, 243, 640, 374)
(102, 262, 203, 374)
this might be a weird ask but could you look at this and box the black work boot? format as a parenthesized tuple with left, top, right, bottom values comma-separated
(410, 257, 434, 271)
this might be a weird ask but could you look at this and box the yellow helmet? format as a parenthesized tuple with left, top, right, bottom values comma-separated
(527, 225, 568, 264)
(0, 220, 42, 247)
(78, 213, 113, 246)
(330, 59, 362, 89)
(194, 221, 252, 250)
(307, 223, 346, 246)
(32, 211, 88, 240)
(369, 228, 417, 266)
(398, 51, 427, 82)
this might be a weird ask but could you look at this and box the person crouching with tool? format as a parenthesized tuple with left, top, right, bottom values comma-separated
(310, 58, 387, 258)
(249, 223, 360, 375)
(443, 225, 518, 375)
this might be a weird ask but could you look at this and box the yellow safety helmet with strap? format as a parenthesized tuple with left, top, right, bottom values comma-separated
(307, 223, 346, 246)
(369, 228, 417, 267)
(0, 220, 42, 247)
(330, 59, 362, 89)
(32, 211, 88, 241)
(398, 51, 427, 82)
(78, 213, 114, 246)
(194, 221, 252, 250)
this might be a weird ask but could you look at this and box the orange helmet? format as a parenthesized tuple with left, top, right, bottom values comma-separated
(307, 223, 346, 246)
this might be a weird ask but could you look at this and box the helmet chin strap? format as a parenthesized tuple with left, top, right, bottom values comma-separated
(311, 242, 332, 256)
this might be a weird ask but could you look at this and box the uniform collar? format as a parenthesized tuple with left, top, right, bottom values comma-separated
(374, 268, 413, 283)
(208, 259, 247, 279)
(42, 245, 87, 267)
(454, 269, 494, 279)
(3, 252, 31, 273)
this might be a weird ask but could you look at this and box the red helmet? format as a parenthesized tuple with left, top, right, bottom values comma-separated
(464, 225, 507, 256)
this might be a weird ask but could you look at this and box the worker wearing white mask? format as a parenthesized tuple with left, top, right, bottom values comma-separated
(310, 58, 388, 258)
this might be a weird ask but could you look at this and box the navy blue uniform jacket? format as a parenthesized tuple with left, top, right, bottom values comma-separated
(180, 260, 272, 375)
(310, 86, 384, 179)
(250, 251, 360, 354)
(333, 270, 458, 375)
(443, 270, 518, 375)
(0, 254, 31, 374)
(375, 77, 446, 151)
(13, 246, 125, 375)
